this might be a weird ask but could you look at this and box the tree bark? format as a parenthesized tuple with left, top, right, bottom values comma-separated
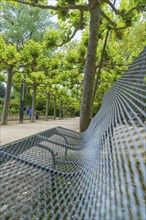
(80, 1, 101, 131)
(1, 67, 13, 125)
(92, 30, 109, 105)
(92, 0, 116, 105)
(54, 94, 56, 120)
(59, 100, 63, 119)
(31, 85, 37, 122)
(45, 93, 50, 121)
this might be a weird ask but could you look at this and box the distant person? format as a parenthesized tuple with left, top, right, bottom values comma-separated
(35, 112, 39, 120)
(28, 108, 32, 119)
(27, 109, 29, 115)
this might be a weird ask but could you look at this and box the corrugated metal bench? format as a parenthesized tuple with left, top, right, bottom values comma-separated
(0, 47, 145, 220)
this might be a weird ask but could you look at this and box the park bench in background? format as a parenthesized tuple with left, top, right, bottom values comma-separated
(0, 47, 145, 220)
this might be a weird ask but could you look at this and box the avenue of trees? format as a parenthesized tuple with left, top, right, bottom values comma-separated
(0, 0, 145, 131)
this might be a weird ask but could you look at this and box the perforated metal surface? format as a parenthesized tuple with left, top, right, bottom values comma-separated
(0, 48, 146, 220)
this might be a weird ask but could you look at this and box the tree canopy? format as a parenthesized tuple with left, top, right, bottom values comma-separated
(0, 0, 145, 130)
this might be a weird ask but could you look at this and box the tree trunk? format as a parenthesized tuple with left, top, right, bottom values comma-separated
(59, 100, 63, 119)
(54, 94, 56, 120)
(19, 78, 26, 123)
(92, 31, 109, 105)
(92, 0, 116, 106)
(45, 93, 50, 121)
(1, 67, 13, 125)
(31, 85, 37, 122)
(80, 2, 101, 131)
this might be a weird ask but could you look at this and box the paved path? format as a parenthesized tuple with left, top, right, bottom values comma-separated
(0, 117, 79, 146)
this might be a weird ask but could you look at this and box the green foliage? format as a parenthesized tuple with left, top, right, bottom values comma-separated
(93, 20, 146, 111)
(26, 71, 45, 86)
(0, 83, 6, 98)
(0, 103, 3, 115)
(0, 2, 55, 47)
(1, 0, 145, 119)
(44, 29, 60, 47)
(66, 49, 78, 62)
(0, 35, 20, 67)
(119, 0, 143, 8)
(20, 40, 43, 66)
(111, 21, 146, 63)
(13, 73, 23, 89)
(0, 72, 6, 82)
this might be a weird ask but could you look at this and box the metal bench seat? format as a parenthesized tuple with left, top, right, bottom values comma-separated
(0, 47, 145, 220)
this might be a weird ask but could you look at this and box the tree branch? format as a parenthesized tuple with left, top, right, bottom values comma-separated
(101, 8, 144, 30)
(105, 0, 121, 15)
(106, 0, 146, 16)
(101, 10, 117, 27)
(10, 0, 89, 11)
(124, 5, 146, 15)
(58, 10, 84, 47)
(92, 31, 109, 104)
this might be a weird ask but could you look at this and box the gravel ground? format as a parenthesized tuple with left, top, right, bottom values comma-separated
(0, 117, 79, 146)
